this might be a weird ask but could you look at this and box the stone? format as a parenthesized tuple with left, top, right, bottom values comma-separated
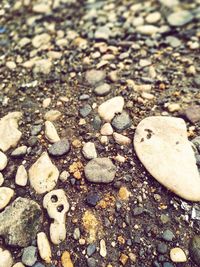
(29, 152, 59, 194)
(170, 247, 187, 262)
(32, 33, 51, 48)
(136, 25, 160, 35)
(100, 239, 107, 257)
(0, 247, 13, 267)
(113, 132, 131, 146)
(0, 151, 8, 171)
(167, 10, 193, 27)
(84, 158, 116, 183)
(94, 83, 111, 96)
(145, 12, 161, 24)
(61, 251, 74, 267)
(0, 112, 22, 152)
(73, 228, 80, 240)
(189, 235, 200, 265)
(34, 59, 52, 75)
(13, 263, 25, 267)
(33, 3, 51, 13)
(37, 232, 52, 263)
(15, 165, 28, 186)
(134, 116, 200, 201)
(85, 69, 106, 85)
(166, 36, 181, 48)
(98, 96, 124, 122)
(86, 193, 100, 207)
(0, 197, 42, 247)
(31, 125, 42, 136)
(43, 189, 69, 244)
(157, 242, 168, 254)
(0, 187, 14, 210)
(100, 123, 113, 135)
(183, 105, 200, 123)
(87, 244, 96, 257)
(45, 121, 60, 143)
(94, 26, 111, 41)
(59, 171, 70, 182)
(92, 115, 102, 130)
(111, 111, 132, 132)
(0, 172, 4, 186)
(48, 139, 70, 156)
(82, 142, 97, 160)
(11, 145, 27, 158)
(22, 246, 37, 266)
(87, 258, 96, 267)
(167, 103, 180, 113)
(44, 110, 61, 121)
(162, 230, 175, 242)
(79, 104, 92, 117)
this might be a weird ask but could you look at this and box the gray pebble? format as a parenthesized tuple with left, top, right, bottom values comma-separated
(85, 70, 106, 85)
(157, 242, 168, 254)
(48, 139, 70, 156)
(92, 115, 102, 130)
(31, 125, 42, 136)
(162, 229, 175, 241)
(80, 104, 92, 117)
(87, 257, 96, 267)
(22, 246, 37, 266)
(111, 111, 132, 132)
(94, 83, 111, 96)
(87, 243, 96, 257)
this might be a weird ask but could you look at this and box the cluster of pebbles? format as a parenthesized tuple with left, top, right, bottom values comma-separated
(0, 0, 200, 266)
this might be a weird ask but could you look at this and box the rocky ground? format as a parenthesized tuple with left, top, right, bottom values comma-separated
(0, 0, 200, 266)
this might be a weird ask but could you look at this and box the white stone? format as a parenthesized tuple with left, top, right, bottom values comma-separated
(45, 121, 60, 143)
(167, 103, 181, 112)
(44, 110, 61, 121)
(6, 61, 17, 70)
(13, 263, 25, 267)
(98, 96, 124, 122)
(170, 247, 187, 262)
(145, 12, 161, 24)
(0, 112, 22, 152)
(134, 116, 200, 201)
(100, 123, 113, 136)
(113, 132, 131, 146)
(0, 247, 13, 267)
(100, 136, 109, 145)
(33, 3, 51, 13)
(34, 59, 52, 75)
(0, 187, 14, 210)
(43, 189, 69, 244)
(29, 152, 59, 194)
(43, 98, 51, 108)
(0, 173, 4, 186)
(32, 33, 51, 48)
(15, 165, 28, 186)
(0, 151, 8, 171)
(136, 25, 160, 35)
(82, 142, 97, 160)
(100, 239, 107, 257)
(37, 232, 52, 263)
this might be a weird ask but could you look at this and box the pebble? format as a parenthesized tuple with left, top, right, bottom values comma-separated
(32, 33, 51, 48)
(92, 115, 102, 130)
(6, 61, 16, 70)
(100, 123, 113, 136)
(183, 105, 200, 123)
(119, 253, 129, 265)
(0, 173, 4, 186)
(166, 36, 181, 48)
(87, 244, 96, 256)
(87, 257, 96, 267)
(85, 70, 106, 85)
(134, 116, 200, 201)
(31, 125, 42, 136)
(37, 232, 52, 263)
(113, 132, 131, 146)
(80, 104, 92, 117)
(73, 228, 80, 240)
(33, 263, 45, 267)
(34, 59, 52, 75)
(61, 251, 74, 267)
(162, 230, 175, 242)
(15, 165, 28, 186)
(59, 171, 70, 182)
(82, 142, 97, 160)
(163, 263, 174, 267)
(167, 103, 180, 112)
(44, 110, 61, 121)
(84, 158, 116, 183)
(11, 145, 27, 157)
(0, 187, 14, 210)
(45, 121, 60, 143)
(86, 192, 100, 207)
(43, 98, 51, 108)
(167, 10, 193, 27)
(48, 139, 70, 156)
(189, 235, 200, 265)
(111, 111, 132, 132)
(100, 239, 107, 257)
(0, 112, 22, 152)
(157, 242, 168, 254)
(94, 26, 111, 41)
(0, 151, 8, 171)
(0, 197, 42, 247)
(13, 263, 25, 267)
(170, 247, 187, 262)
(22, 246, 37, 266)
(0, 247, 13, 267)
(98, 96, 124, 122)
(136, 25, 160, 35)
(94, 83, 111, 96)
(145, 12, 161, 24)
(29, 152, 59, 194)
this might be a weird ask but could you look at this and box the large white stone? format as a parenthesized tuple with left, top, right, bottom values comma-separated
(0, 187, 14, 210)
(28, 152, 59, 194)
(0, 247, 13, 267)
(98, 96, 124, 122)
(0, 112, 22, 152)
(134, 116, 200, 201)
(0, 151, 8, 171)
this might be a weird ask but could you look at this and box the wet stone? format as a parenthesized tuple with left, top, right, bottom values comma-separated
(31, 125, 42, 136)
(48, 139, 70, 156)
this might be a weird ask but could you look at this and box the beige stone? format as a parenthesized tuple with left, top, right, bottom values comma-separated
(134, 116, 200, 201)
(45, 121, 60, 143)
(0, 187, 14, 210)
(37, 232, 52, 263)
(170, 247, 187, 262)
(0, 247, 13, 267)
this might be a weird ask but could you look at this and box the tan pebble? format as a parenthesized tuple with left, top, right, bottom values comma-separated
(12, 263, 25, 267)
(61, 251, 74, 267)
(72, 139, 82, 148)
(119, 253, 129, 265)
(129, 252, 137, 262)
(115, 154, 126, 163)
(44, 110, 61, 121)
(170, 247, 187, 262)
(37, 232, 52, 263)
(43, 98, 51, 108)
(118, 187, 131, 200)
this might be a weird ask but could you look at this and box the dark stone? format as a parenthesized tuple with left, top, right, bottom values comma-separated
(87, 257, 96, 267)
(31, 125, 42, 136)
(92, 115, 102, 130)
(163, 262, 174, 267)
(189, 235, 200, 265)
(27, 136, 38, 147)
(133, 207, 144, 216)
(79, 104, 92, 117)
(111, 111, 132, 132)
(86, 193, 100, 207)
(183, 105, 200, 123)
(86, 243, 96, 257)
(162, 230, 175, 242)
(156, 242, 168, 254)
(48, 139, 70, 156)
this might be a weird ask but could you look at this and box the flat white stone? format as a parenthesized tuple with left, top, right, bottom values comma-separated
(134, 116, 200, 201)
(29, 152, 59, 194)
(15, 165, 28, 186)
(0, 112, 22, 152)
(98, 96, 124, 122)
(0, 247, 13, 267)
(82, 142, 97, 160)
(0, 187, 14, 210)
(170, 247, 187, 262)
(45, 121, 60, 143)
(37, 232, 52, 263)
(100, 123, 113, 136)
(0, 151, 8, 171)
